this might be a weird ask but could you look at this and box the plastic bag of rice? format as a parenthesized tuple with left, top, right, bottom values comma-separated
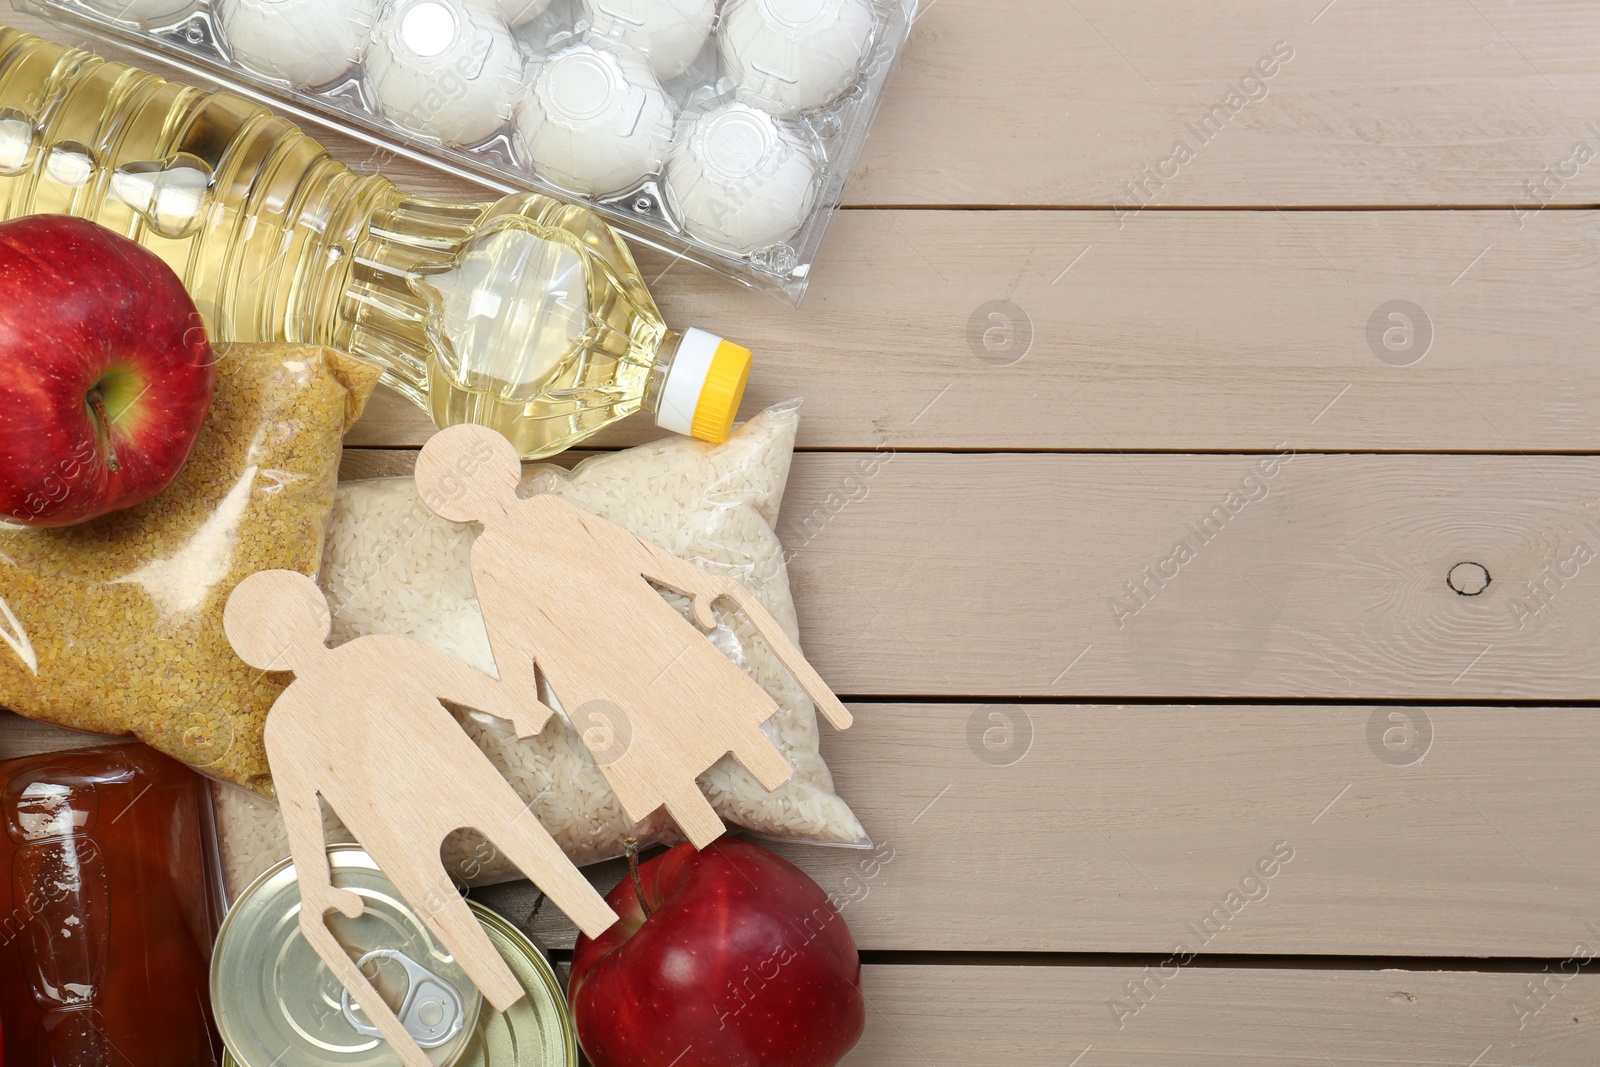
(213, 402, 866, 895)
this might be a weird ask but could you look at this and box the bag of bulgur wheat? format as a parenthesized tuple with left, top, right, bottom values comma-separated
(213, 401, 868, 896)
(0, 343, 380, 792)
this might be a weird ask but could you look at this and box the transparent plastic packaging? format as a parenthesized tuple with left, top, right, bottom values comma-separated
(0, 743, 224, 1066)
(13, 0, 915, 302)
(0, 24, 756, 457)
(212, 403, 868, 896)
(0, 344, 380, 793)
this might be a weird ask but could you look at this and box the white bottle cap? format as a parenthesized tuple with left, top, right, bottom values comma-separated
(656, 327, 752, 443)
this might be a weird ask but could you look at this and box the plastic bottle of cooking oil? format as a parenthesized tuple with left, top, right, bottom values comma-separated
(0, 25, 752, 458)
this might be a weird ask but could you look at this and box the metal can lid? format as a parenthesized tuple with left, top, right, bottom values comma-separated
(453, 906, 579, 1067)
(220, 906, 577, 1067)
(212, 845, 484, 1067)
(214, 845, 578, 1067)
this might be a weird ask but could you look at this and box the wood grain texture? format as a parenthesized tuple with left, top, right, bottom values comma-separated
(346, 208, 1600, 452)
(844, 965, 1600, 1066)
(790, 453, 1600, 699)
(785, 703, 1600, 957)
(344, 450, 1600, 700)
(5, 723, 1590, 1057)
(7, 3, 1600, 208)
(6, 702, 1599, 960)
(473, 703, 1600, 957)
(855, 0, 1600, 208)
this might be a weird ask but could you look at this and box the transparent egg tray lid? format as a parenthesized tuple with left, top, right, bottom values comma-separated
(14, 0, 915, 304)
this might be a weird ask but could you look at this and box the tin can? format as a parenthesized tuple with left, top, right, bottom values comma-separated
(212, 844, 578, 1067)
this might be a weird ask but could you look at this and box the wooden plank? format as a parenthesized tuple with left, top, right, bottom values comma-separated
(474, 703, 1600, 957)
(345, 208, 1600, 452)
(845, 965, 1600, 1066)
(11, 696, 1600, 959)
(7, 3, 1600, 208)
(343, 450, 1600, 701)
(855, 0, 1600, 208)
(783, 703, 1600, 958)
(791, 453, 1600, 700)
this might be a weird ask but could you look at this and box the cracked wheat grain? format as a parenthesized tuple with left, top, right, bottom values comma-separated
(0, 344, 379, 792)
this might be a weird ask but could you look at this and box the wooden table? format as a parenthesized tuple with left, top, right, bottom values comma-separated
(6, 3, 1600, 1063)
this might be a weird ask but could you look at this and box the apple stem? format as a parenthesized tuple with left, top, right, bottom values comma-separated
(86, 388, 121, 474)
(624, 837, 653, 919)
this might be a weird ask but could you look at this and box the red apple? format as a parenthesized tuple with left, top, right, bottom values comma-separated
(570, 840, 866, 1067)
(0, 215, 213, 527)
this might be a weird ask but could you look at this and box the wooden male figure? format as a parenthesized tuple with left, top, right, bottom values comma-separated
(224, 569, 616, 1067)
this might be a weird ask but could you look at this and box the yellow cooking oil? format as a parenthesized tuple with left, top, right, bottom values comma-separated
(0, 24, 751, 457)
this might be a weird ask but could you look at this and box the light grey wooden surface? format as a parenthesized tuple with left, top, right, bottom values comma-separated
(843, 965, 1600, 1066)
(458, 699, 1600, 957)
(1, 3, 1596, 1064)
(848, 0, 1600, 209)
(342, 450, 1600, 700)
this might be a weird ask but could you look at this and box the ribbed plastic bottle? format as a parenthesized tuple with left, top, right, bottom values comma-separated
(0, 25, 753, 458)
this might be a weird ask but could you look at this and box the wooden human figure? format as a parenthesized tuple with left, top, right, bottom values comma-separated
(223, 569, 617, 1067)
(413, 424, 854, 849)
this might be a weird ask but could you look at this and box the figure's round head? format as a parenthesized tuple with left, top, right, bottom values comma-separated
(224, 570, 332, 672)
(414, 424, 523, 524)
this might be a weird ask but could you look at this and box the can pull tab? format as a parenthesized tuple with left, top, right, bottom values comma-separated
(341, 949, 467, 1049)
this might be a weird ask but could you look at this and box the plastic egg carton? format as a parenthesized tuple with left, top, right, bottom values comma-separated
(15, 0, 914, 303)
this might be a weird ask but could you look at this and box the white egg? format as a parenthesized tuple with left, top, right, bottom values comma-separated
(580, 0, 716, 81)
(366, 0, 526, 146)
(214, 0, 379, 89)
(664, 102, 818, 255)
(718, 0, 875, 116)
(82, 0, 194, 23)
(496, 0, 552, 25)
(518, 42, 674, 197)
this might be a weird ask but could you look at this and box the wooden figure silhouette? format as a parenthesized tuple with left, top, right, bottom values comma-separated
(413, 424, 854, 849)
(223, 569, 618, 1067)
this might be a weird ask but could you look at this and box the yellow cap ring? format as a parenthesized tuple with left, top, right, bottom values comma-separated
(690, 340, 753, 444)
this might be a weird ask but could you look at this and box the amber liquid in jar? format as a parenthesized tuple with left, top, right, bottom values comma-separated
(0, 743, 221, 1066)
